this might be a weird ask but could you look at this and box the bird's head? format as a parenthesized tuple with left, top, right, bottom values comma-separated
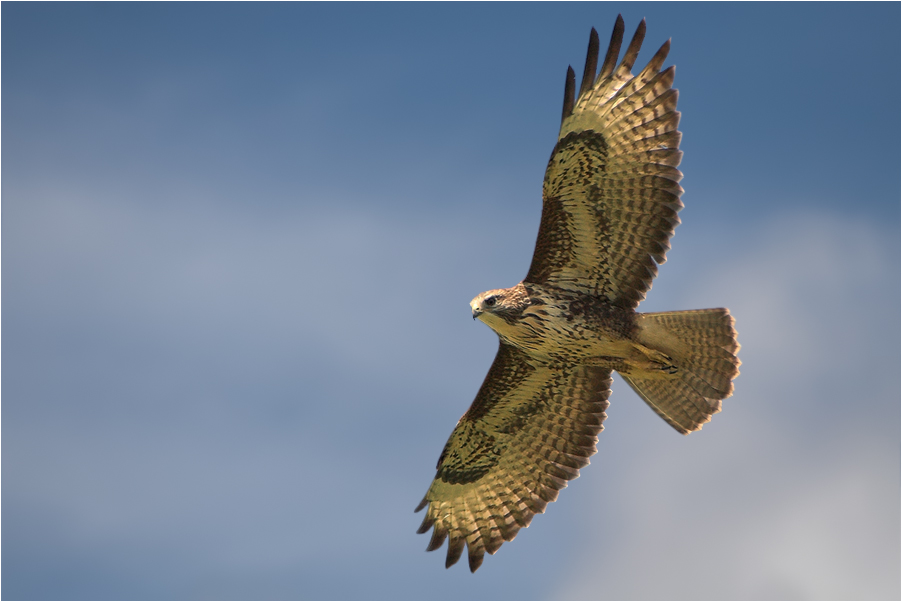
(470, 285, 530, 330)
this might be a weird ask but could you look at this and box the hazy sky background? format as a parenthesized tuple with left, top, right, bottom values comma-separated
(3, 3, 899, 600)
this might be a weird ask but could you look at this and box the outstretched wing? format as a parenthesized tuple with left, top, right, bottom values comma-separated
(415, 343, 611, 572)
(525, 16, 684, 309)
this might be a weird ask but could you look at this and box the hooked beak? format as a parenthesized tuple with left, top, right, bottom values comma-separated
(471, 307, 482, 320)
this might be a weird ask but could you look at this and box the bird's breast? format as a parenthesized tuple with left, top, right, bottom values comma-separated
(495, 292, 637, 362)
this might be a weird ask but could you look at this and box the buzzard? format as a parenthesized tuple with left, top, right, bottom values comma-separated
(415, 16, 740, 572)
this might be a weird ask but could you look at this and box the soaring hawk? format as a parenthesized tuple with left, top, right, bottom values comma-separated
(416, 16, 741, 572)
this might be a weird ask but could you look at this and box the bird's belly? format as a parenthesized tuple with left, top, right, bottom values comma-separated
(503, 317, 634, 363)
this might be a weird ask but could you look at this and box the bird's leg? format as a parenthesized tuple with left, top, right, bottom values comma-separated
(630, 344, 679, 375)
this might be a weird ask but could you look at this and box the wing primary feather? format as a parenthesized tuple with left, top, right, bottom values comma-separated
(597, 14, 625, 81)
(426, 524, 448, 552)
(445, 535, 465, 568)
(647, 38, 672, 73)
(561, 66, 576, 122)
(618, 18, 646, 73)
(578, 27, 599, 98)
(468, 547, 485, 573)
(416, 512, 435, 534)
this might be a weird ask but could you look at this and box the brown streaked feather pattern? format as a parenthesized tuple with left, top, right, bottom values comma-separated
(416, 343, 612, 572)
(526, 18, 683, 309)
(417, 16, 740, 573)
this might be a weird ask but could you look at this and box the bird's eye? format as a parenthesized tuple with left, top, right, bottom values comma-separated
(484, 296, 497, 307)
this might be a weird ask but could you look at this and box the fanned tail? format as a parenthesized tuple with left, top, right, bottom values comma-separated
(624, 309, 740, 434)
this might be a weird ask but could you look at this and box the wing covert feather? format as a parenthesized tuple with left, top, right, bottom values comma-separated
(415, 343, 612, 572)
(525, 18, 684, 309)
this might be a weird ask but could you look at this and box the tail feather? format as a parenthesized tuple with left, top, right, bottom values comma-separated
(624, 308, 740, 434)
(623, 374, 722, 434)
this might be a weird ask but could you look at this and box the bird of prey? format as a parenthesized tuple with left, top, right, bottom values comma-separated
(415, 16, 740, 572)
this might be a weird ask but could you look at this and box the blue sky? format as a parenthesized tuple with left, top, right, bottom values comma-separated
(3, 3, 899, 600)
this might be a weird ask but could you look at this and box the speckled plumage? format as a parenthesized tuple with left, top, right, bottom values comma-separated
(417, 16, 740, 572)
